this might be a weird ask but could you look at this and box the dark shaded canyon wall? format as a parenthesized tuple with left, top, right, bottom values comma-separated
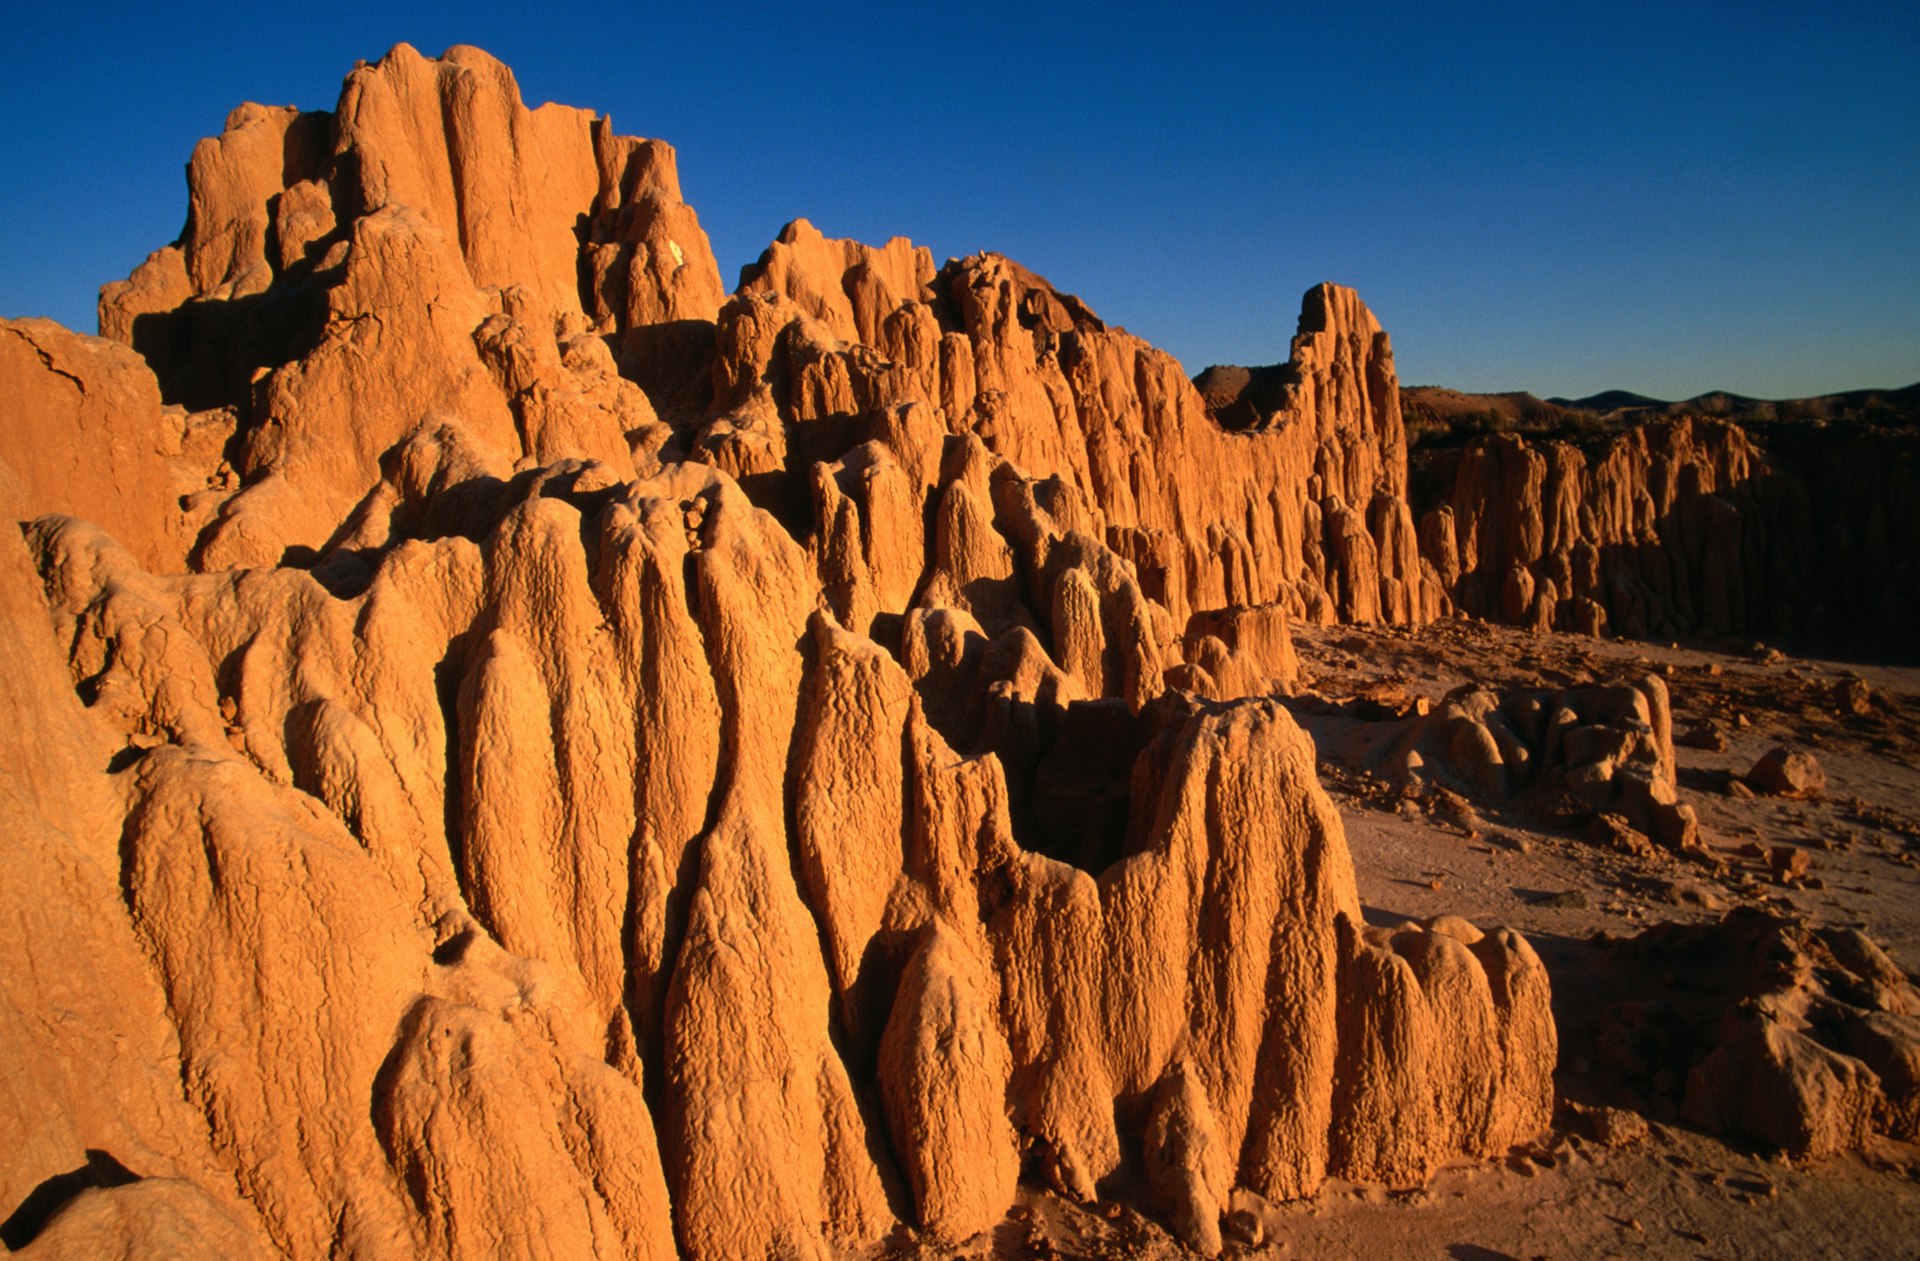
(1414, 418, 1919, 654)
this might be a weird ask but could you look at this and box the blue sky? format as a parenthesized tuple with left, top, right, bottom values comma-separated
(2, 1, 1915, 399)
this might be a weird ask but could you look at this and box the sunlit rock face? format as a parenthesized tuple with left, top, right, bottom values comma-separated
(0, 43, 1552, 1259)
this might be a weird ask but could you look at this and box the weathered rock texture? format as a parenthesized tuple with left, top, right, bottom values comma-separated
(1414, 418, 1920, 651)
(48, 44, 1441, 639)
(1746, 746, 1827, 799)
(1373, 674, 1701, 853)
(0, 319, 209, 572)
(1592, 911, 1920, 1156)
(93, 42, 720, 571)
(2, 44, 1552, 1258)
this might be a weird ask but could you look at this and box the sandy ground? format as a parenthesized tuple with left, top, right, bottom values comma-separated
(1294, 618, 1920, 976)
(1280, 620, 1920, 1260)
(920, 619, 1920, 1259)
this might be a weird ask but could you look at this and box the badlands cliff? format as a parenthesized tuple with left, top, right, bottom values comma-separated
(0, 44, 1553, 1259)
(1406, 407, 1920, 651)
(6, 37, 1919, 1261)
(15, 34, 1920, 1261)
(9, 37, 1920, 1261)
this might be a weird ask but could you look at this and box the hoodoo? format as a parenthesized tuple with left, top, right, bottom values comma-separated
(6, 42, 1566, 1260)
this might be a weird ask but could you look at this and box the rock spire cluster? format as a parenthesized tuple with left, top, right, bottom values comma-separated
(1413, 418, 1920, 649)
(1, 44, 1553, 1258)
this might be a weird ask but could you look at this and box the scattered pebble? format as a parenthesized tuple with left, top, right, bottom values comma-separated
(1768, 845, 1813, 884)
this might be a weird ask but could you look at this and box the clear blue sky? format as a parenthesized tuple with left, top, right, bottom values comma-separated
(3, 1, 1915, 399)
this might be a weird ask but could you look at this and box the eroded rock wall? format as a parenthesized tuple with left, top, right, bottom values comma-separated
(0, 43, 1553, 1258)
(9, 476, 1550, 1256)
(1417, 418, 1920, 650)
(91, 43, 719, 570)
(682, 221, 1446, 639)
(68, 42, 1442, 644)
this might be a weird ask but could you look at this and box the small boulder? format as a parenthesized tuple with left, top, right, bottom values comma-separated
(1768, 845, 1812, 885)
(1577, 1104, 1650, 1148)
(1652, 801, 1701, 853)
(1586, 812, 1656, 860)
(1746, 748, 1825, 799)
(1833, 677, 1873, 717)
(1675, 723, 1729, 752)
(1223, 1207, 1265, 1248)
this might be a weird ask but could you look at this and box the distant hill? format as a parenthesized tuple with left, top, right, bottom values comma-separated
(1399, 386, 1614, 447)
(1400, 387, 1574, 427)
(1545, 383, 1920, 423)
(1545, 389, 1668, 412)
(1406, 381, 1920, 449)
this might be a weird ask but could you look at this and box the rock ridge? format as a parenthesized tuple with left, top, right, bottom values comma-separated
(0, 43, 1554, 1259)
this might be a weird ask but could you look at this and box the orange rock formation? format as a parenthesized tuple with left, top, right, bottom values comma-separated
(1, 44, 1552, 1257)
(1593, 912, 1920, 1157)
(1377, 675, 1701, 852)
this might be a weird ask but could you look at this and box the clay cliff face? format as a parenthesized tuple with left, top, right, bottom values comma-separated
(1415, 417, 1920, 649)
(0, 44, 1551, 1258)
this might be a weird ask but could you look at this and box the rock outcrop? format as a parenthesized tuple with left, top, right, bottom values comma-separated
(92, 42, 720, 570)
(0, 44, 1555, 1258)
(1592, 911, 1920, 1156)
(704, 224, 1444, 633)
(5, 440, 1553, 1258)
(1415, 417, 1920, 652)
(1372, 675, 1700, 852)
(0, 319, 210, 572)
(26, 41, 1445, 646)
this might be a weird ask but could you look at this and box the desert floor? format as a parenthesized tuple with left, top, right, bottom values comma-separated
(908, 620, 1920, 1260)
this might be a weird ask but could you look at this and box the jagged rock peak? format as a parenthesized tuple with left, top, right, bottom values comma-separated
(99, 41, 724, 409)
